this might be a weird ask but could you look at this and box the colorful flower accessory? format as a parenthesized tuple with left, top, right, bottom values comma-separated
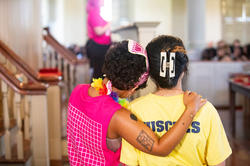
(91, 78, 129, 108)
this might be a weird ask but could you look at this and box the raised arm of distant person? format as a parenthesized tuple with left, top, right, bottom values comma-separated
(94, 22, 111, 36)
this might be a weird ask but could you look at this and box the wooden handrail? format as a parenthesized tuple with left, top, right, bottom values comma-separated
(0, 64, 46, 95)
(43, 27, 88, 65)
(0, 40, 61, 85)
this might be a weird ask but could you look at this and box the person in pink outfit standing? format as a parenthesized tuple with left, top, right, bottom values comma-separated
(86, 0, 111, 79)
(67, 40, 206, 166)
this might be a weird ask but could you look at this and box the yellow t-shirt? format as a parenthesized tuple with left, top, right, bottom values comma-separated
(120, 93, 232, 166)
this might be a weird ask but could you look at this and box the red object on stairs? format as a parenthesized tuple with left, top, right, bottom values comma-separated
(39, 68, 62, 77)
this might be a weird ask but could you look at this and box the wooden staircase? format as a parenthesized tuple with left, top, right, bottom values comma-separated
(42, 27, 90, 164)
(0, 25, 90, 165)
(0, 140, 32, 166)
(0, 28, 90, 165)
(0, 39, 61, 166)
(0, 57, 48, 166)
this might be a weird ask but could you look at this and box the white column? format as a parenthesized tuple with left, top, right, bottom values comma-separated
(187, 0, 206, 52)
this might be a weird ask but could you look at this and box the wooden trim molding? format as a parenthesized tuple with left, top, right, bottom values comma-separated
(0, 40, 61, 85)
(0, 64, 46, 95)
(43, 27, 88, 65)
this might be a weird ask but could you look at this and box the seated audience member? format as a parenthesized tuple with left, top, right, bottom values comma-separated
(243, 44, 250, 60)
(231, 46, 247, 61)
(217, 40, 227, 49)
(230, 39, 242, 53)
(214, 47, 232, 61)
(201, 42, 216, 60)
(120, 35, 232, 166)
(68, 44, 86, 59)
(213, 40, 232, 61)
(230, 39, 247, 61)
(230, 39, 241, 50)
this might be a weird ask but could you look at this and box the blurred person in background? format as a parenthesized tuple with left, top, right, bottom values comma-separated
(230, 39, 247, 61)
(243, 44, 250, 60)
(201, 42, 216, 60)
(217, 40, 227, 49)
(231, 46, 247, 61)
(213, 40, 232, 61)
(86, 0, 111, 79)
(230, 39, 242, 53)
(68, 44, 86, 59)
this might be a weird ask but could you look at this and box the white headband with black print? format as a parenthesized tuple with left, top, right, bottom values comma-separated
(160, 51, 175, 78)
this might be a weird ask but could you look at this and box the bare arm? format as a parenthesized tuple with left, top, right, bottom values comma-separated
(109, 91, 206, 156)
(94, 22, 111, 36)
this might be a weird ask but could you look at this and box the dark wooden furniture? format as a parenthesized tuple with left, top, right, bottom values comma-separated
(229, 77, 250, 137)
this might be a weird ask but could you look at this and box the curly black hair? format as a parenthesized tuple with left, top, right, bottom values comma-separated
(102, 40, 147, 90)
(146, 35, 189, 89)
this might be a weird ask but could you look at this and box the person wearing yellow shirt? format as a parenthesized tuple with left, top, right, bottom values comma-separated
(120, 35, 232, 166)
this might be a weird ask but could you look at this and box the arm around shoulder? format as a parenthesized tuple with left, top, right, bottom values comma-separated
(109, 107, 200, 156)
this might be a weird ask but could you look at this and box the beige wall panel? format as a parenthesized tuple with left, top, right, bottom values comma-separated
(0, 0, 42, 70)
(171, 0, 187, 44)
(63, 0, 87, 45)
(131, 0, 172, 36)
(206, 0, 222, 45)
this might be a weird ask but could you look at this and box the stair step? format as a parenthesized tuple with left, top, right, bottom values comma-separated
(0, 140, 32, 166)
(50, 156, 69, 166)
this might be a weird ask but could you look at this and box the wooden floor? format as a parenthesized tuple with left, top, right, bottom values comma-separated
(51, 109, 250, 166)
(219, 110, 250, 166)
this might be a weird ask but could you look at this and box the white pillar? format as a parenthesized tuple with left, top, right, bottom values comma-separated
(187, 0, 206, 50)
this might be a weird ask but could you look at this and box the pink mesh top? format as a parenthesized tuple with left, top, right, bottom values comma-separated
(87, 9, 111, 45)
(67, 84, 122, 166)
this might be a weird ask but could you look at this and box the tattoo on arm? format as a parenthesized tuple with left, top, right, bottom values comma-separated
(130, 113, 138, 121)
(136, 130, 154, 152)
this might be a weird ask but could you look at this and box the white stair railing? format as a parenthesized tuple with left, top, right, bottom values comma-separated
(1, 81, 11, 159)
(24, 95, 31, 141)
(15, 93, 24, 159)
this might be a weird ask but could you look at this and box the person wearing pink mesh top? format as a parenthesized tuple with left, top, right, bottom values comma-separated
(86, 0, 111, 79)
(67, 40, 206, 166)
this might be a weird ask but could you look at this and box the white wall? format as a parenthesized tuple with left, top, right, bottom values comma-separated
(129, 0, 172, 36)
(171, 0, 187, 44)
(44, 0, 87, 46)
(0, 0, 42, 70)
(44, 0, 223, 48)
(63, 0, 87, 46)
(205, 0, 222, 46)
(127, 0, 222, 48)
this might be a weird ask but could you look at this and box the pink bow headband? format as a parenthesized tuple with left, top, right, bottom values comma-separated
(127, 40, 149, 86)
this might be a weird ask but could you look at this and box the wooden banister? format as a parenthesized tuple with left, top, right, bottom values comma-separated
(0, 40, 54, 166)
(0, 64, 46, 95)
(0, 40, 61, 85)
(43, 27, 88, 65)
